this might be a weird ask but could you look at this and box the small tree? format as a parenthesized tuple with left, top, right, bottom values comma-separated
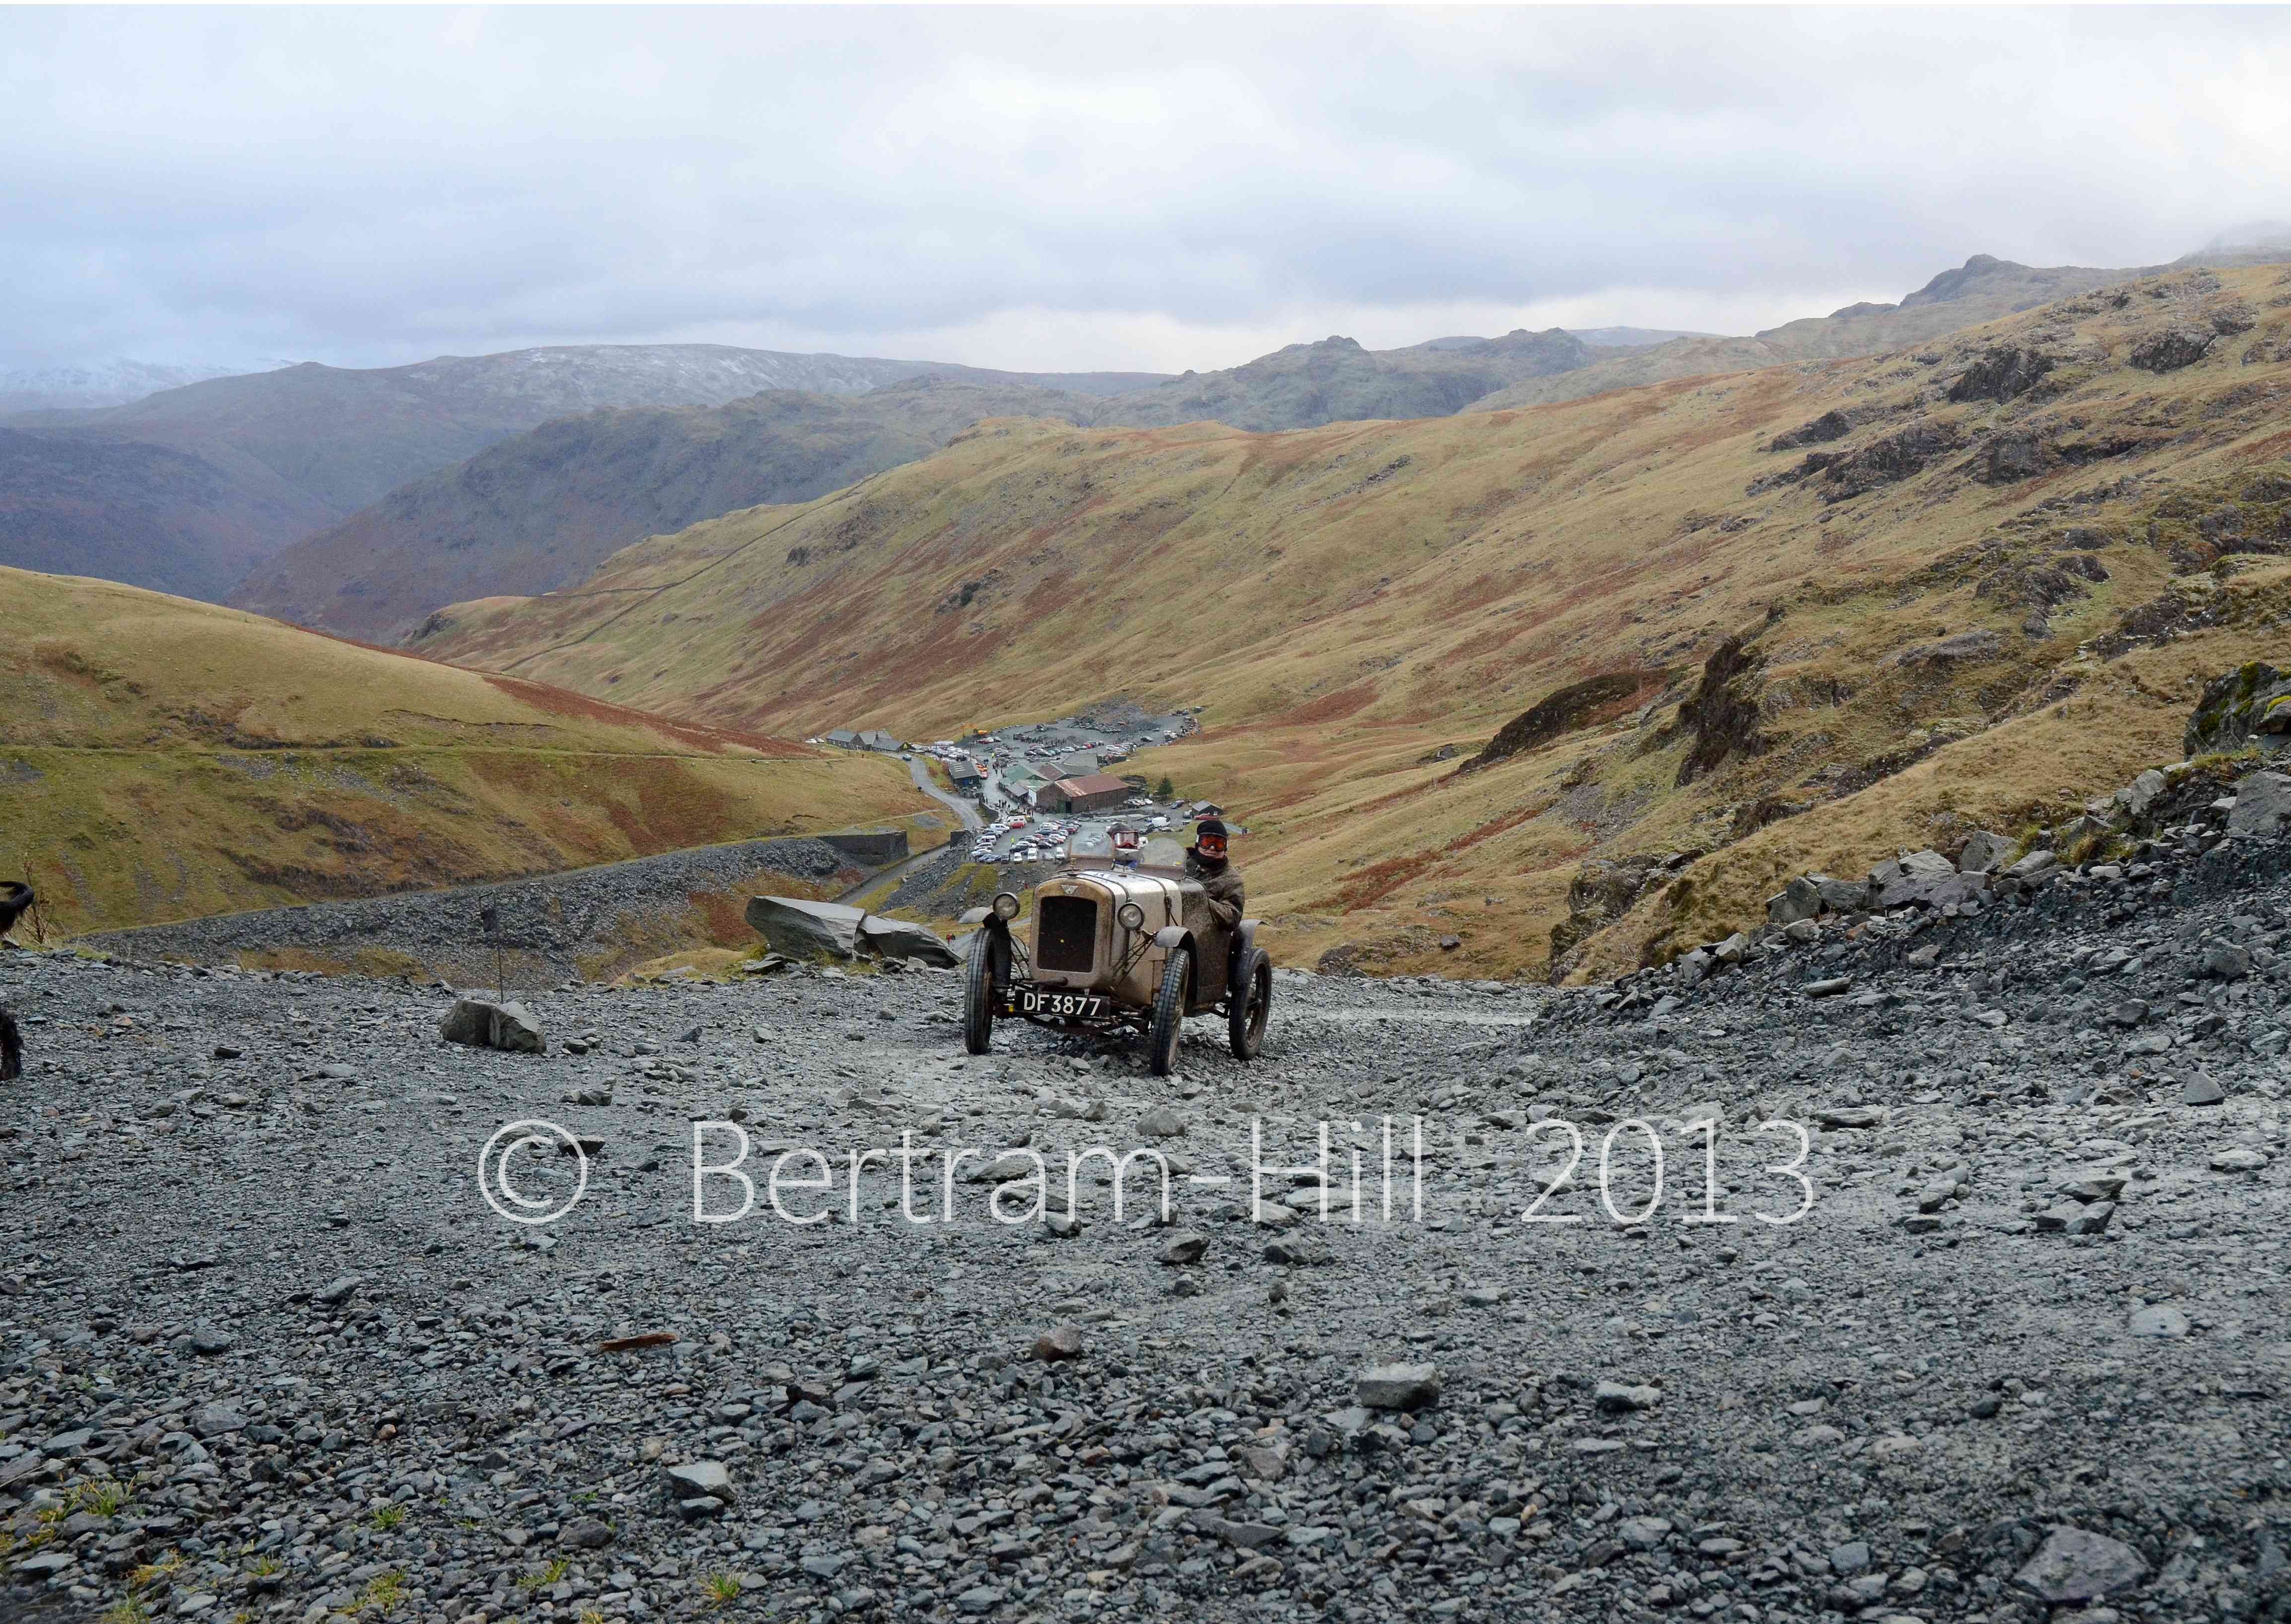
(1154, 776, 1175, 800)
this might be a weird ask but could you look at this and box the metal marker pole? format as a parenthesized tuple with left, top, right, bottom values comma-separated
(19, 858, 44, 947)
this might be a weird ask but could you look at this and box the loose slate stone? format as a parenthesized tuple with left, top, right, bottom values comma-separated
(2035, 1201, 2115, 1235)
(1355, 1362, 1442, 1411)
(2055, 1169, 2129, 1204)
(559, 1517, 614, 1549)
(1135, 1106, 1187, 1139)
(662, 1460, 734, 1503)
(189, 1405, 245, 1438)
(1157, 1230, 1209, 1265)
(2014, 1526, 2151, 1603)
(1618, 1516, 1671, 1550)
(2129, 1305, 2190, 1339)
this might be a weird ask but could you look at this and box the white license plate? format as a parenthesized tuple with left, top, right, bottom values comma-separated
(1015, 988, 1112, 1020)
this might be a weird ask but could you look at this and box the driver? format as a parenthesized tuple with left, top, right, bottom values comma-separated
(1184, 817, 1246, 930)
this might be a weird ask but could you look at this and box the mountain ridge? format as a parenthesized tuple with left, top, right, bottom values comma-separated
(10, 243, 2280, 626)
(229, 377, 1107, 642)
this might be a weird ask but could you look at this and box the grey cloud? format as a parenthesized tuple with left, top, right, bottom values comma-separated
(3, 6, 2287, 370)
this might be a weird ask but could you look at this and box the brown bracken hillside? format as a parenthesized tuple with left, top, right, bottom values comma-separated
(416, 262, 2291, 981)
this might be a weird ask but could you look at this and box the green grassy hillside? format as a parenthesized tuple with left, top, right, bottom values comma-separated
(0, 568, 934, 935)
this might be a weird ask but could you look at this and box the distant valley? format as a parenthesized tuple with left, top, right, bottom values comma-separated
(229, 378, 1110, 642)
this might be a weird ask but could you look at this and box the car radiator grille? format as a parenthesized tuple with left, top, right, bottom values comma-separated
(1035, 897, 1099, 973)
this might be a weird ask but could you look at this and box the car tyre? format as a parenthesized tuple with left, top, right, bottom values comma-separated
(1227, 949, 1271, 1061)
(964, 928, 1008, 1056)
(1147, 945, 1191, 1077)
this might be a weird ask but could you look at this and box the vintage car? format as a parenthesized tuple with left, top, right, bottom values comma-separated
(959, 829, 1269, 1074)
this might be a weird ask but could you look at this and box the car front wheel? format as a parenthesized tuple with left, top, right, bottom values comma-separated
(1228, 949, 1271, 1060)
(964, 928, 1008, 1055)
(1147, 946, 1191, 1077)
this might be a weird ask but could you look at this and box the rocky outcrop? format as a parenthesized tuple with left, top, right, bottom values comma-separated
(1891, 629, 2003, 670)
(1459, 670, 1667, 773)
(1673, 637, 1768, 787)
(1817, 420, 1966, 502)
(2185, 662, 2291, 757)
(1767, 407, 1863, 451)
(1947, 345, 2055, 404)
(1740, 677, 2291, 958)
(2129, 327, 2215, 372)
(2227, 771, 2291, 840)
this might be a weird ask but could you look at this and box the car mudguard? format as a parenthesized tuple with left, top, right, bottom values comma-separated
(1228, 919, 1260, 999)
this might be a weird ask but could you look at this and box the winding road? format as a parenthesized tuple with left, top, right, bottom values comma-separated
(907, 755, 983, 832)
(834, 756, 982, 905)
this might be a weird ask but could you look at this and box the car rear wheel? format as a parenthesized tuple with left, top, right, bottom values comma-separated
(1228, 949, 1271, 1060)
(964, 929, 1008, 1055)
(1147, 946, 1191, 1077)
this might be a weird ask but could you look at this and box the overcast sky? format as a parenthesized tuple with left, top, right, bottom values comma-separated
(5, 5, 2290, 375)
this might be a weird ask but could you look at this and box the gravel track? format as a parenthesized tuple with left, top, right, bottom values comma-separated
(2, 830, 2288, 1624)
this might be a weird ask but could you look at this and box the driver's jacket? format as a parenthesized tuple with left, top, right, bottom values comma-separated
(1184, 853, 1247, 930)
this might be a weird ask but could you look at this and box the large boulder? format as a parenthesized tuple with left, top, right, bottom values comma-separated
(1870, 850, 1969, 908)
(2114, 769, 2169, 822)
(746, 894, 959, 966)
(1955, 830, 2014, 874)
(859, 915, 960, 968)
(745, 896, 866, 960)
(1765, 876, 1820, 926)
(439, 998, 545, 1054)
(2226, 771, 2291, 840)
(2005, 848, 2059, 881)
(1877, 869, 1989, 911)
(1813, 875, 1872, 913)
(1868, 849, 1953, 890)
(2187, 663, 2291, 757)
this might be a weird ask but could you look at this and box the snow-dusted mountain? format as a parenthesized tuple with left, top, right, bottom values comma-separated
(0, 358, 287, 414)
